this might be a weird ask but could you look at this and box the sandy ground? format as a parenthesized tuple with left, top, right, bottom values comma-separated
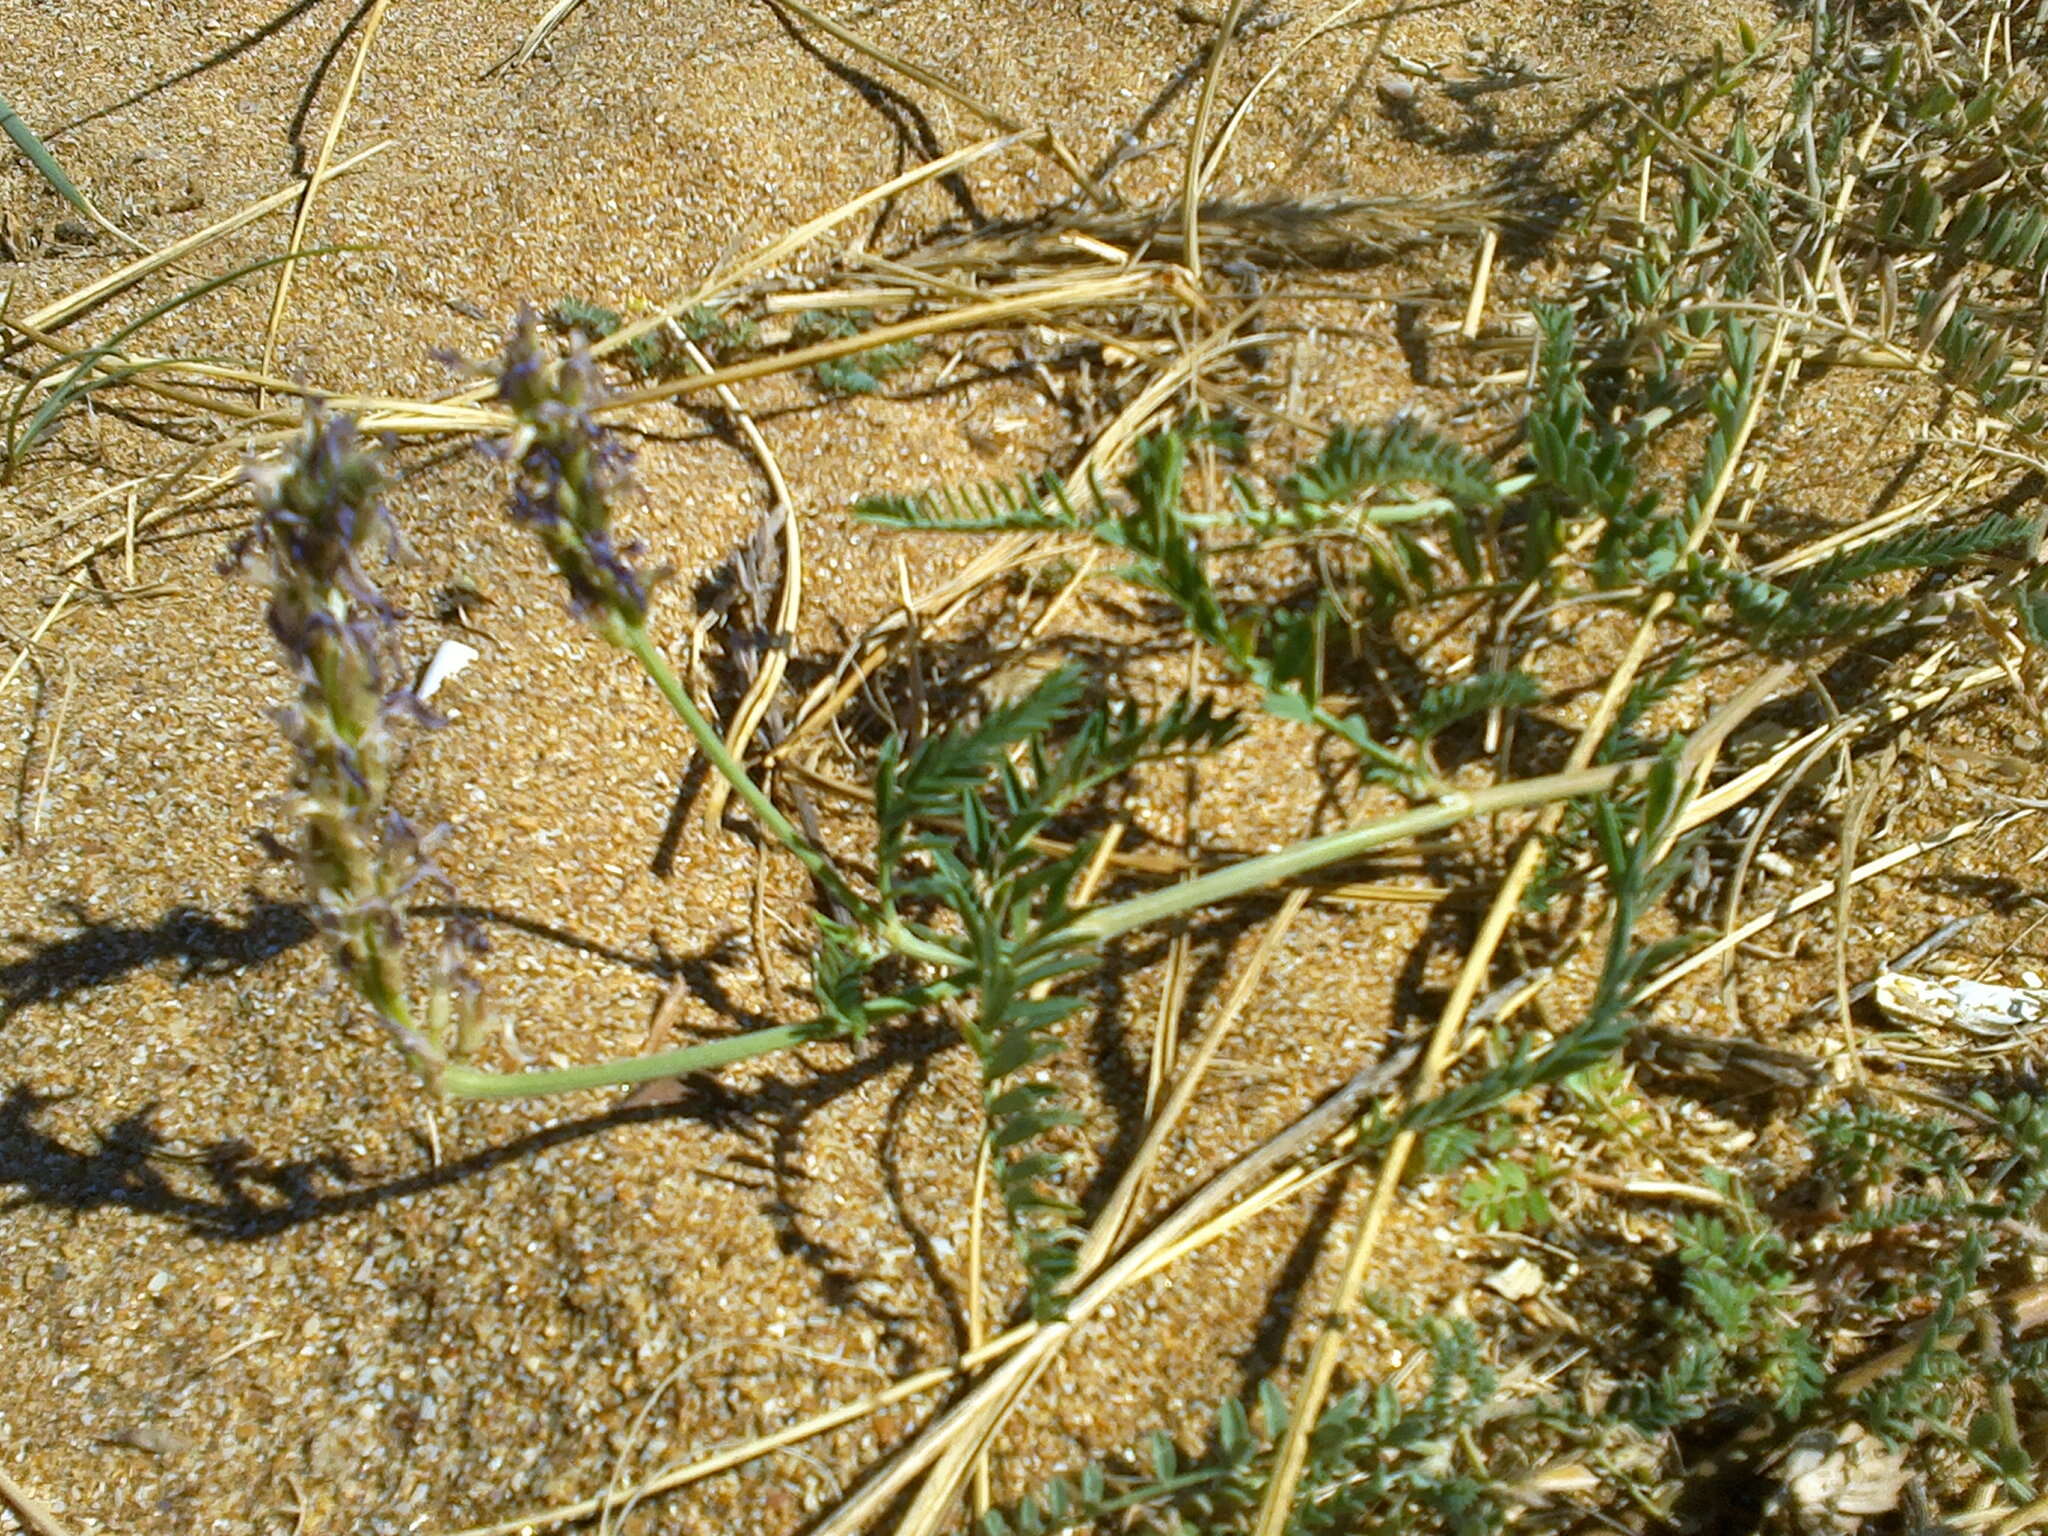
(11, 3, 2033, 1534)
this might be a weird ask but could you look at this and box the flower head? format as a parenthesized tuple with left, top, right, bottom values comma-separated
(235, 408, 405, 780)
(490, 312, 650, 638)
(237, 406, 482, 1074)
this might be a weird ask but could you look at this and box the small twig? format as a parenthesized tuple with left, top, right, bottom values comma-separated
(0, 1462, 76, 1536)
(0, 581, 79, 702)
(501, 0, 589, 68)
(1145, 643, 1208, 1120)
(1079, 887, 1312, 1274)
(1831, 739, 1894, 1077)
(1182, 0, 1249, 282)
(966, 1131, 993, 1520)
(29, 654, 78, 840)
(1644, 810, 2040, 1003)
(1460, 228, 1498, 339)
(195, 1328, 283, 1375)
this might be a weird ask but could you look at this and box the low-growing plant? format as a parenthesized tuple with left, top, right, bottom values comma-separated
(1457, 1149, 1558, 1233)
(859, 414, 1519, 790)
(984, 1081, 2048, 1533)
(238, 317, 1645, 1317)
(545, 294, 759, 377)
(981, 1311, 1520, 1536)
(213, 7, 2048, 1524)
(792, 305, 924, 395)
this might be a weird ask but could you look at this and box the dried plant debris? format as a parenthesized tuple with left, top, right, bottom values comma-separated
(1770, 1425, 1910, 1534)
(1875, 970, 2048, 1040)
(1628, 1026, 1828, 1108)
(910, 187, 1513, 276)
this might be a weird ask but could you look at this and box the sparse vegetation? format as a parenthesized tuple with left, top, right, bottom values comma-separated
(6, 2, 2048, 1533)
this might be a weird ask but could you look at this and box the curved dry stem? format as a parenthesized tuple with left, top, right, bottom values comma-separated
(1181, 0, 1249, 281)
(258, 0, 391, 400)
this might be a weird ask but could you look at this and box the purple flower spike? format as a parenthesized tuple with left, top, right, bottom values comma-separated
(490, 312, 651, 639)
(237, 407, 480, 1073)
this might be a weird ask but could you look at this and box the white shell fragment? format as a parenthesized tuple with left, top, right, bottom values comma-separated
(1483, 1257, 1546, 1301)
(1874, 970, 2048, 1038)
(416, 639, 481, 702)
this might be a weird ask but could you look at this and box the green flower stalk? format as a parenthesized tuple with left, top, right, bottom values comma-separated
(486, 314, 864, 915)
(237, 391, 832, 1101)
(235, 407, 482, 1078)
(232, 385, 1659, 1109)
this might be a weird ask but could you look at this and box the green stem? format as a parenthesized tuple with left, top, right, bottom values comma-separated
(1305, 699, 1437, 793)
(1071, 760, 1637, 946)
(618, 622, 862, 915)
(881, 919, 969, 970)
(439, 1021, 820, 1100)
(0, 90, 141, 251)
(413, 761, 1634, 1101)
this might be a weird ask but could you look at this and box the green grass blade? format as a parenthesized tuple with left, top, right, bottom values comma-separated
(4, 244, 352, 474)
(0, 90, 144, 251)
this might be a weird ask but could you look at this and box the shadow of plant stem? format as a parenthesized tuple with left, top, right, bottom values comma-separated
(1, 897, 314, 1022)
(0, 1078, 753, 1240)
(48, 0, 332, 141)
(0, 891, 784, 1050)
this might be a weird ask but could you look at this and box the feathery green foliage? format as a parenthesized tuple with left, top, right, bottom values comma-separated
(983, 1311, 1515, 1536)
(1724, 511, 2035, 646)
(793, 307, 923, 394)
(546, 295, 674, 377)
(546, 295, 625, 341)
(546, 296, 758, 377)
(1524, 303, 1641, 533)
(1621, 1172, 1827, 1431)
(1271, 414, 1502, 529)
(1599, 646, 1701, 765)
(861, 417, 1525, 789)
(853, 666, 1242, 1315)
(1409, 671, 1542, 745)
(1457, 1152, 1558, 1232)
